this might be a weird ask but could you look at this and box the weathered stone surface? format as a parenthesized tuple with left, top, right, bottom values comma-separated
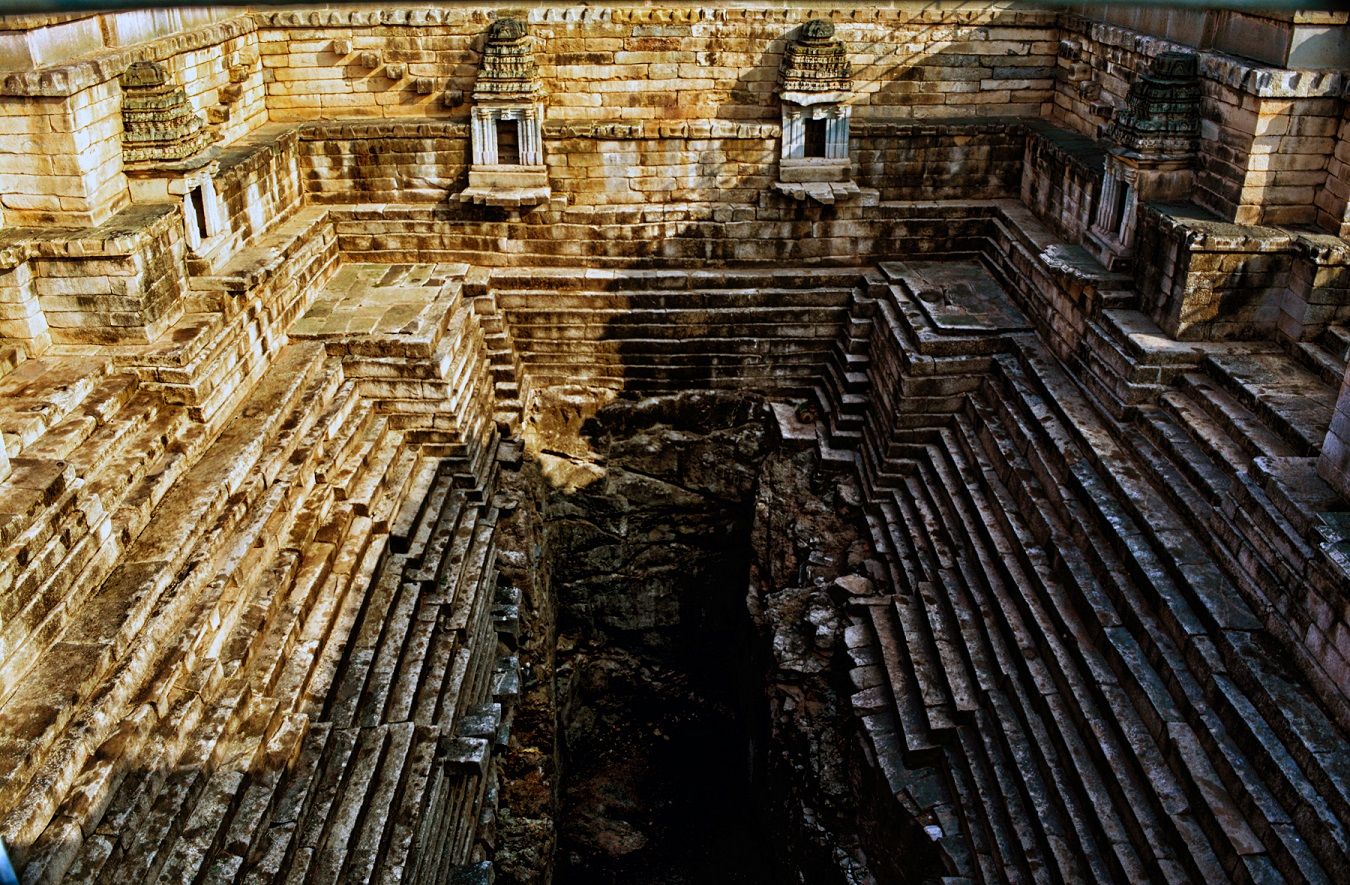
(0, 5, 1346, 885)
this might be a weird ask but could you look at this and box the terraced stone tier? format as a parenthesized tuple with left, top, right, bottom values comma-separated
(292, 261, 498, 481)
(488, 265, 865, 397)
(822, 260, 1350, 883)
(0, 251, 510, 882)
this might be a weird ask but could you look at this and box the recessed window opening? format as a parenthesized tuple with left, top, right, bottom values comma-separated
(1111, 182, 1130, 233)
(188, 185, 209, 241)
(495, 119, 521, 165)
(803, 117, 827, 159)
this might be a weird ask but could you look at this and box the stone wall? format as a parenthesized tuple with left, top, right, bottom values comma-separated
(200, 123, 304, 272)
(1316, 103, 1350, 239)
(1134, 203, 1293, 340)
(1322, 363, 1350, 499)
(0, 14, 266, 227)
(1052, 14, 1347, 229)
(0, 203, 188, 346)
(294, 117, 1027, 209)
(256, 7, 1058, 125)
(1019, 119, 1104, 243)
(4, 4, 1343, 233)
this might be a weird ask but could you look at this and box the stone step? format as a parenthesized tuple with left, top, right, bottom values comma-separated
(0, 343, 333, 862)
(863, 425, 1168, 880)
(496, 286, 856, 310)
(992, 353, 1350, 878)
(927, 433, 1154, 881)
(0, 354, 114, 458)
(1199, 353, 1337, 456)
(858, 372, 1301, 879)
(1136, 406, 1233, 507)
(0, 388, 194, 702)
(1158, 389, 1254, 477)
(506, 319, 847, 342)
(37, 397, 442, 883)
(943, 414, 1197, 881)
(1319, 324, 1350, 364)
(0, 343, 25, 383)
(488, 265, 864, 293)
(1292, 340, 1349, 389)
(864, 602, 938, 761)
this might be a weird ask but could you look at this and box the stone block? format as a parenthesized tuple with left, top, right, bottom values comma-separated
(778, 158, 853, 183)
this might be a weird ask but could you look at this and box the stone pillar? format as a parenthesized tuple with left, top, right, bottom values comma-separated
(1320, 359, 1350, 500)
(825, 107, 850, 161)
(781, 108, 805, 160)
(520, 106, 544, 166)
(1096, 172, 1120, 231)
(472, 108, 497, 165)
(0, 259, 50, 357)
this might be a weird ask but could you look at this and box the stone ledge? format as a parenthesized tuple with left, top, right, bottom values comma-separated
(296, 119, 470, 141)
(1061, 13, 1347, 100)
(0, 203, 178, 262)
(544, 119, 779, 140)
(0, 14, 255, 97)
(253, 6, 1058, 29)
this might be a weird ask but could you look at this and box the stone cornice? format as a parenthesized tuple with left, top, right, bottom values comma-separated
(253, 5, 1059, 28)
(0, 14, 255, 98)
(1059, 13, 1346, 100)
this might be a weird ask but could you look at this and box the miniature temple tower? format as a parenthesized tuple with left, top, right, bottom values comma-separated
(773, 18, 858, 204)
(120, 60, 223, 256)
(461, 16, 550, 208)
(1087, 50, 1202, 269)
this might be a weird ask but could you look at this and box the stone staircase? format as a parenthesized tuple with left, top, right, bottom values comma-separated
(842, 338, 1349, 883)
(822, 261, 1031, 494)
(43, 206, 341, 426)
(812, 253, 1350, 882)
(1128, 337, 1350, 725)
(486, 266, 862, 397)
(462, 267, 530, 436)
(1290, 324, 1350, 389)
(55, 458, 511, 884)
(0, 354, 193, 706)
(290, 262, 498, 484)
(0, 327, 513, 882)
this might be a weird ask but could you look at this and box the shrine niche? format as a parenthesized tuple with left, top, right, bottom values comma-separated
(120, 60, 224, 256)
(772, 18, 859, 205)
(460, 16, 550, 208)
(1086, 50, 1201, 269)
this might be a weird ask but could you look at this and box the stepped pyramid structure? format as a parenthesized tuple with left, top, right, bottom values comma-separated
(0, 3, 1347, 883)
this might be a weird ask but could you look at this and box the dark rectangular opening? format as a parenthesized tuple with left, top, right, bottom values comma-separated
(1111, 182, 1129, 232)
(188, 186, 208, 240)
(495, 119, 521, 165)
(803, 117, 827, 159)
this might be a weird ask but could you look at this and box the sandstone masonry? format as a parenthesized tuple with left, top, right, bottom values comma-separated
(0, 4, 1346, 884)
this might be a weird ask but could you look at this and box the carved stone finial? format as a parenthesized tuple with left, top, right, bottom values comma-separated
(800, 18, 835, 41)
(778, 17, 851, 103)
(1108, 50, 1201, 158)
(487, 16, 527, 43)
(119, 60, 215, 168)
(474, 15, 541, 101)
(121, 60, 167, 89)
